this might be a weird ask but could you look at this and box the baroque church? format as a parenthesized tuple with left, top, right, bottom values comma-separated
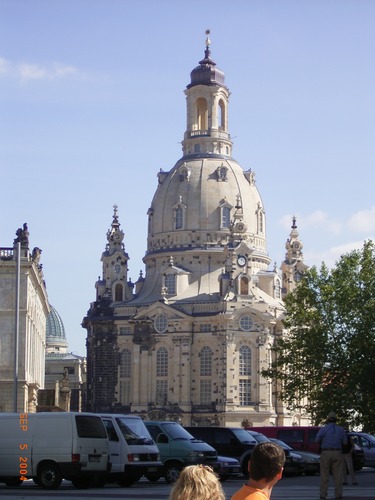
(83, 35, 307, 427)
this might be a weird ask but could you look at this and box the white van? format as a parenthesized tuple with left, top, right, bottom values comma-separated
(0, 412, 110, 489)
(100, 414, 163, 486)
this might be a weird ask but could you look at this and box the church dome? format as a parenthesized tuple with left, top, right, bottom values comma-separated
(137, 37, 271, 305)
(148, 158, 267, 257)
(46, 305, 68, 352)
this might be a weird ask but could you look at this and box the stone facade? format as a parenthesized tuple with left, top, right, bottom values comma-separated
(0, 224, 49, 412)
(83, 37, 309, 426)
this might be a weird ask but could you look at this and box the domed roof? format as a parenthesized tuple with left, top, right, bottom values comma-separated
(148, 157, 267, 257)
(46, 305, 68, 350)
(188, 48, 225, 88)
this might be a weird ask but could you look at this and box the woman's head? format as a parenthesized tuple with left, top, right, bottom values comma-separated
(169, 464, 226, 500)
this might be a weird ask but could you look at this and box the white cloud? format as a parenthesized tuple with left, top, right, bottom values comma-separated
(280, 210, 342, 235)
(347, 206, 375, 233)
(305, 239, 373, 269)
(0, 57, 10, 75)
(19, 63, 49, 81)
(0, 56, 81, 82)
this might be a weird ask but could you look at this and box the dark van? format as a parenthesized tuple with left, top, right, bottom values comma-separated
(185, 426, 257, 476)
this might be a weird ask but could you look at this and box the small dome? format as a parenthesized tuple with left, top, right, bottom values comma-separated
(46, 305, 68, 352)
(188, 47, 225, 88)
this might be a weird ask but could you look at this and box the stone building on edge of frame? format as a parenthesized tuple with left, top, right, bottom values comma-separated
(83, 36, 309, 427)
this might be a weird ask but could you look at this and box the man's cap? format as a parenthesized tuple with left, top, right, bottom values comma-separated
(327, 411, 337, 421)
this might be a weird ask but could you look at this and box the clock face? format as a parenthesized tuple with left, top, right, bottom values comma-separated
(114, 263, 121, 274)
(237, 255, 246, 267)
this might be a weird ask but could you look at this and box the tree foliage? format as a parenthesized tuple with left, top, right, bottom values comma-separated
(262, 240, 375, 431)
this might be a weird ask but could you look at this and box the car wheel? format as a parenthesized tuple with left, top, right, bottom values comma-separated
(165, 463, 183, 483)
(37, 462, 62, 489)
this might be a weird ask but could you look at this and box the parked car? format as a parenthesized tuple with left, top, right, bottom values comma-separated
(349, 432, 375, 468)
(247, 432, 304, 477)
(269, 438, 320, 476)
(144, 421, 218, 483)
(215, 456, 241, 481)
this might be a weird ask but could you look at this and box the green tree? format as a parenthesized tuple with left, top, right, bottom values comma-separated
(263, 240, 375, 431)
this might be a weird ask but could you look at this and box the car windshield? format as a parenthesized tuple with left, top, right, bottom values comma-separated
(247, 431, 270, 443)
(161, 423, 197, 440)
(271, 438, 293, 450)
(232, 429, 257, 443)
(116, 417, 154, 445)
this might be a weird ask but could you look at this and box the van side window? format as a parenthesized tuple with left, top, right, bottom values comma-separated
(146, 425, 160, 442)
(75, 416, 107, 439)
(308, 428, 319, 443)
(103, 419, 119, 442)
(278, 429, 304, 443)
(215, 428, 233, 445)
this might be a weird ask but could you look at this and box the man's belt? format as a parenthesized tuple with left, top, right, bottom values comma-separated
(321, 448, 341, 451)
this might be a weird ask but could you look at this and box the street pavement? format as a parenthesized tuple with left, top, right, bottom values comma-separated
(0, 468, 374, 499)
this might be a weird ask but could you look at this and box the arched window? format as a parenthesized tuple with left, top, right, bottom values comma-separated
(175, 206, 183, 229)
(239, 345, 252, 406)
(156, 347, 168, 405)
(239, 346, 251, 375)
(218, 99, 226, 130)
(119, 349, 131, 405)
(196, 97, 208, 130)
(259, 212, 264, 233)
(156, 347, 168, 377)
(256, 204, 265, 235)
(274, 279, 281, 299)
(165, 274, 176, 295)
(240, 276, 249, 295)
(120, 349, 131, 378)
(221, 206, 231, 228)
(115, 283, 123, 301)
(200, 347, 212, 405)
(200, 346, 212, 376)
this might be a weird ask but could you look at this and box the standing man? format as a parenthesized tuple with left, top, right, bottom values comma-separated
(231, 442, 285, 500)
(316, 411, 347, 500)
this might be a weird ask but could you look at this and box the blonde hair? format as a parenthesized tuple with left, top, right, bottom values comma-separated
(169, 465, 226, 500)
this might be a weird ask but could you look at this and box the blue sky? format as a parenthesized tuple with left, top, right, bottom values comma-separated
(1, 0, 374, 356)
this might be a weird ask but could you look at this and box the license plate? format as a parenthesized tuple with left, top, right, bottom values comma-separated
(89, 455, 100, 462)
(146, 467, 158, 472)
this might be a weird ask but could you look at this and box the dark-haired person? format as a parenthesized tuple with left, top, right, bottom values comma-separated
(231, 442, 285, 500)
(315, 411, 347, 500)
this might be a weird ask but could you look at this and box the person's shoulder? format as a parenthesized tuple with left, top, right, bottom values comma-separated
(231, 486, 268, 500)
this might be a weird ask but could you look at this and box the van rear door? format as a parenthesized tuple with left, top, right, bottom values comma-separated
(74, 415, 109, 472)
